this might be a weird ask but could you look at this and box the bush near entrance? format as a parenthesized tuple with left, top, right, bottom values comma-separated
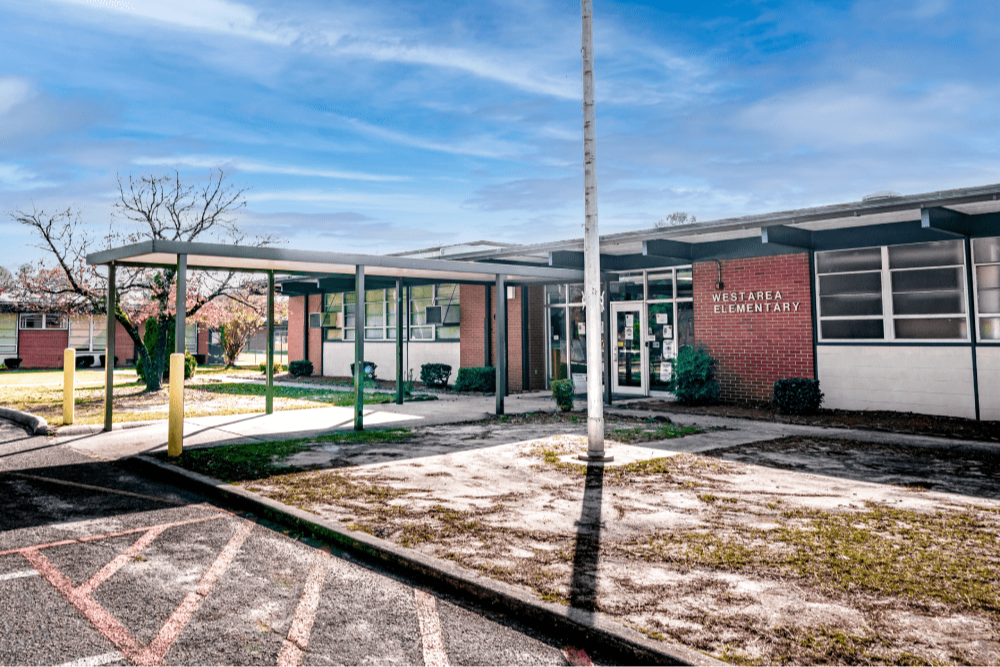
(289, 360, 313, 377)
(454, 367, 495, 392)
(4, 358, 22, 370)
(666, 346, 720, 405)
(550, 378, 575, 411)
(773, 378, 824, 414)
(420, 363, 452, 388)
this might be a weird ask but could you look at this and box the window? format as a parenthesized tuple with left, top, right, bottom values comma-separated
(816, 240, 969, 341)
(0, 314, 16, 356)
(610, 274, 643, 301)
(974, 236, 1000, 341)
(19, 313, 67, 330)
(323, 284, 460, 342)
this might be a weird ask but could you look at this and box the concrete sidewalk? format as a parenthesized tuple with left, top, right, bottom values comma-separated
(52, 389, 996, 463)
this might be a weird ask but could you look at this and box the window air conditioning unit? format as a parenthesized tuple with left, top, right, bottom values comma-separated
(309, 313, 322, 329)
(425, 306, 443, 324)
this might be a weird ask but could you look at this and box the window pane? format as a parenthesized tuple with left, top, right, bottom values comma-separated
(978, 264, 1000, 290)
(567, 284, 584, 303)
(569, 306, 586, 375)
(437, 284, 460, 305)
(821, 319, 884, 339)
(677, 302, 695, 349)
(973, 237, 1000, 264)
(549, 307, 567, 380)
(442, 305, 460, 324)
(365, 328, 384, 340)
(325, 328, 342, 341)
(410, 299, 431, 325)
(893, 291, 965, 315)
(410, 326, 433, 340)
(978, 289, 1000, 314)
(610, 275, 643, 301)
(647, 272, 673, 300)
(816, 247, 881, 274)
(20, 314, 42, 329)
(325, 293, 343, 310)
(69, 318, 91, 349)
(545, 285, 565, 305)
(894, 318, 967, 339)
(92, 317, 107, 349)
(365, 302, 384, 327)
(891, 267, 962, 293)
(819, 272, 882, 296)
(820, 294, 883, 317)
(411, 285, 434, 299)
(365, 289, 384, 303)
(344, 292, 357, 304)
(436, 325, 460, 340)
(676, 268, 693, 299)
(980, 317, 1000, 340)
(888, 240, 964, 269)
(46, 314, 67, 329)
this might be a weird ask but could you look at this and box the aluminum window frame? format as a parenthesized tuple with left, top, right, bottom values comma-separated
(816, 240, 971, 343)
(972, 235, 1000, 343)
(322, 284, 460, 342)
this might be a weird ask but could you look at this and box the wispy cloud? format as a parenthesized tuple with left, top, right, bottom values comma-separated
(132, 155, 409, 182)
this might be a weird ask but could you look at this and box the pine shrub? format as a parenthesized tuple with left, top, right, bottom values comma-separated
(666, 346, 720, 405)
(773, 378, 824, 415)
(550, 378, 575, 412)
(288, 359, 314, 377)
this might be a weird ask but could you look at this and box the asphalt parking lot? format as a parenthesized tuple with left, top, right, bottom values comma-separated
(0, 419, 590, 666)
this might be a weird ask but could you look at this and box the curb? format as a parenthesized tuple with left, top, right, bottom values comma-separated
(0, 407, 50, 435)
(125, 455, 721, 666)
(57, 421, 159, 436)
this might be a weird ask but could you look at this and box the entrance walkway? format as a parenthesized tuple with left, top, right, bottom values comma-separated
(51, 391, 995, 463)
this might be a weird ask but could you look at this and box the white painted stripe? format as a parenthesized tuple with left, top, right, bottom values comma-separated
(0, 569, 39, 581)
(56, 651, 123, 667)
(414, 589, 449, 667)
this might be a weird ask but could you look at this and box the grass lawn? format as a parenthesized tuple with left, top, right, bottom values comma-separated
(0, 369, 403, 426)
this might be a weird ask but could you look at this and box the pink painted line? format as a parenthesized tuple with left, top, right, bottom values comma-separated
(561, 647, 594, 666)
(0, 513, 227, 557)
(135, 519, 255, 666)
(77, 525, 169, 597)
(278, 552, 330, 667)
(414, 589, 449, 667)
(20, 548, 142, 659)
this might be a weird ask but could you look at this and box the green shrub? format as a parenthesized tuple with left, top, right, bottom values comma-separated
(258, 362, 285, 374)
(420, 363, 452, 388)
(773, 378, 823, 415)
(454, 366, 496, 392)
(666, 346, 720, 405)
(288, 359, 314, 377)
(350, 361, 377, 379)
(550, 378, 575, 412)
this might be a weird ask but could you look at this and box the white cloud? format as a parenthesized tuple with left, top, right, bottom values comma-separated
(0, 77, 33, 115)
(343, 118, 527, 159)
(49, 0, 296, 44)
(0, 163, 55, 190)
(132, 155, 409, 182)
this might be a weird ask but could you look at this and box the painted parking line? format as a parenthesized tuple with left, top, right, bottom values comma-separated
(414, 589, 449, 667)
(0, 568, 39, 581)
(9, 472, 194, 507)
(56, 651, 124, 667)
(277, 552, 330, 667)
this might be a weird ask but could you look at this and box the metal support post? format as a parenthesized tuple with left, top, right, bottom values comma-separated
(354, 265, 365, 430)
(580, 0, 608, 461)
(266, 271, 275, 415)
(496, 274, 507, 415)
(104, 262, 116, 431)
(484, 285, 492, 367)
(603, 279, 612, 406)
(395, 278, 404, 405)
(175, 254, 187, 354)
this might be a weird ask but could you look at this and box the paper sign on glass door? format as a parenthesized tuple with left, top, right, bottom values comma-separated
(655, 314, 670, 324)
(625, 314, 634, 327)
(663, 325, 672, 338)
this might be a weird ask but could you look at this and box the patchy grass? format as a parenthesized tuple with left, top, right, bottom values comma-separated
(162, 428, 412, 482)
(194, 381, 397, 406)
(608, 422, 701, 443)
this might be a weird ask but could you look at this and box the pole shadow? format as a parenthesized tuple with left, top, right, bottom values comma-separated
(569, 461, 604, 614)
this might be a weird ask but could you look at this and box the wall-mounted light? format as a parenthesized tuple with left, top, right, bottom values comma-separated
(714, 259, 724, 290)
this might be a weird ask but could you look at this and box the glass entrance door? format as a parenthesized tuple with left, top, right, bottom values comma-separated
(646, 303, 675, 393)
(612, 303, 645, 395)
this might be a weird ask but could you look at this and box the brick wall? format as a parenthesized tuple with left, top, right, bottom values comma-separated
(17, 329, 69, 368)
(458, 285, 545, 391)
(693, 253, 814, 402)
(115, 321, 134, 364)
(287, 294, 321, 375)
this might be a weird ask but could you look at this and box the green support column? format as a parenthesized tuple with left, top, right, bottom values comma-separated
(395, 278, 404, 405)
(496, 274, 507, 415)
(354, 265, 365, 430)
(266, 270, 275, 415)
(104, 262, 116, 432)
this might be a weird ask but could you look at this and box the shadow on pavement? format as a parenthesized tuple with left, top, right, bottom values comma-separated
(569, 462, 604, 615)
(704, 436, 1000, 500)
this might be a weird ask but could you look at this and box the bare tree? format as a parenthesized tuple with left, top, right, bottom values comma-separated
(654, 211, 697, 228)
(9, 170, 275, 391)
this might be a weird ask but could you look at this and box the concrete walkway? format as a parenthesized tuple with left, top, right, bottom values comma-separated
(50, 389, 996, 463)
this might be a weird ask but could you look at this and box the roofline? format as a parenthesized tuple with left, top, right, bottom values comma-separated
(441, 182, 1000, 261)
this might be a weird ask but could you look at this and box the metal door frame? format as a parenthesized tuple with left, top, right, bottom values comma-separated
(611, 302, 646, 396)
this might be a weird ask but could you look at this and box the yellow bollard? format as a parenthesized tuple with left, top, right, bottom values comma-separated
(63, 349, 75, 425)
(167, 353, 185, 457)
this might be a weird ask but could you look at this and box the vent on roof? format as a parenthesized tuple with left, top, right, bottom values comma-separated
(862, 190, 902, 203)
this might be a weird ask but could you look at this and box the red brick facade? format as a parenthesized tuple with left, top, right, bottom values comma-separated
(692, 253, 814, 402)
(458, 285, 546, 392)
(18, 330, 69, 368)
(287, 294, 322, 374)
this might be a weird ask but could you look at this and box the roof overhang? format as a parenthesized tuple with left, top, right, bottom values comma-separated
(86, 240, 586, 287)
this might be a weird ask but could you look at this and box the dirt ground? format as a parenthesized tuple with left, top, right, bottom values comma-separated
(634, 399, 1000, 443)
(177, 414, 1000, 666)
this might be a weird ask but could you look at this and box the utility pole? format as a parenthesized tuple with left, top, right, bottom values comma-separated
(580, 0, 609, 461)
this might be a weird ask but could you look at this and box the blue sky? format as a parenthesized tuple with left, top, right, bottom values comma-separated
(1, 0, 998, 270)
